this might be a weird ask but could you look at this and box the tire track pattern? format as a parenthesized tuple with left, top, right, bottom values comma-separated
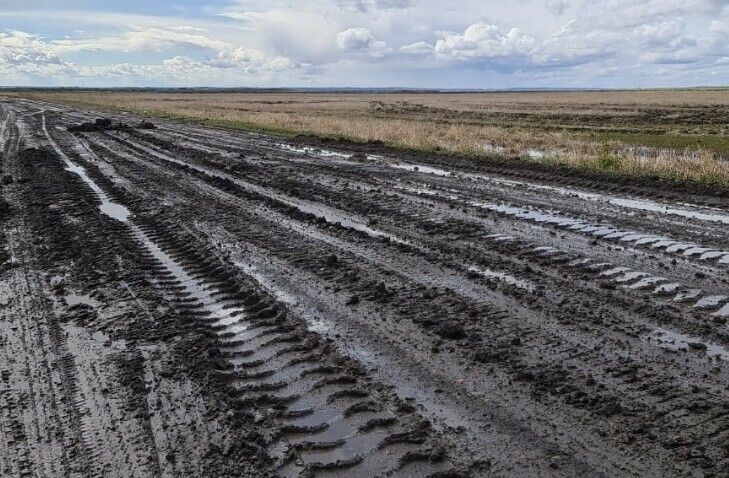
(39, 112, 459, 477)
(5, 100, 729, 477)
(70, 114, 729, 477)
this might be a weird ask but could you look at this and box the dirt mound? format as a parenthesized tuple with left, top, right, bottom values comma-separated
(68, 118, 156, 133)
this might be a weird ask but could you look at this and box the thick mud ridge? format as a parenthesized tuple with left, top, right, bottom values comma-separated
(3, 99, 729, 478)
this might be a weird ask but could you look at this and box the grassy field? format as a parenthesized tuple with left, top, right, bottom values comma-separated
(12, 89, 729, 185)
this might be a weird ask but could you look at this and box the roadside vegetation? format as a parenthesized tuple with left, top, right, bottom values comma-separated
(13, 89, 729, 186)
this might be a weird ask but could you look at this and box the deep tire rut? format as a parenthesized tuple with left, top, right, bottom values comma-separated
(4, 98, 729, 477)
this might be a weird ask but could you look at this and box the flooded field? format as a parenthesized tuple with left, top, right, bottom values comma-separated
(2, 97, 729, 477)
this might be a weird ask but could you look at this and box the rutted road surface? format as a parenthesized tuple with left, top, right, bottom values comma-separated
(2, 98, 729, 477)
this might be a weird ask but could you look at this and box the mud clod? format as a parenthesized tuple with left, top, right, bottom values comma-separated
(435, 321, 467, 340)
(325, 254, 338, 267)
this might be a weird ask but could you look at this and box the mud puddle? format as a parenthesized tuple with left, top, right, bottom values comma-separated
(647, 328, 729, 360)
(65, 293, 100, 308)
(276, 143, 354, 161)
(43, 116, 131, 222)
(111, 134, 411, 246)
(388, 155, 729, 225)
(474, 201, 729, 263)
(44, 125, 433, 475)
(228, 241, 478, 437)
(391, 163, 452, 177)
(468, 266, 534, 291)
(470, 173, 729, 225)
(290, 201, 410, 245)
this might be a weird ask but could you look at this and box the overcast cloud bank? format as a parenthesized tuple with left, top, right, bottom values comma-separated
(1, 0, 728, 88)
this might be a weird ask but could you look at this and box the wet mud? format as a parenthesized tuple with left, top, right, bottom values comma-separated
(2, 98, 729, 477)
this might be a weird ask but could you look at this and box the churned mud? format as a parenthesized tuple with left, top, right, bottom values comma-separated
(2, 98, 729, 477)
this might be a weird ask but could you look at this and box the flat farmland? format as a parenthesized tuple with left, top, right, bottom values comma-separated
(14, 89, 729, 185)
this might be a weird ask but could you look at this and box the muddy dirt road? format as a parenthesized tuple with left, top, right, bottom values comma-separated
(2, 98, 729, 477)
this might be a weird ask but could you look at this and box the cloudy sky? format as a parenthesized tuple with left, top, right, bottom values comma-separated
(1, 0, 729, 88)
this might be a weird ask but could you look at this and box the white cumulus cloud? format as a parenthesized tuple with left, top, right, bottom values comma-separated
(336, 27, 391, 57)
(0, 31, 63, 66)
(400, 41, 433, 55)
(434, 22, 536, 60)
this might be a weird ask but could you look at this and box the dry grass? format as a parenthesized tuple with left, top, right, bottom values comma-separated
(11, 90, 729, 185)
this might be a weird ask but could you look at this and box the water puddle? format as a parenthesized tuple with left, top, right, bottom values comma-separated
(299, 429, 388, 465)
(392, 383, 472, 430)
(63, 161, 131, 222)
(614, 271, 649, 283)
(713, 303, 729, 318)
(65, 293, 99, 308)
(288, 420, 355, 446)
(468, 266, 534, 291)
(654, 283, 682, 295)
(397, 185, 437, 196)
(479, 175, 729, 225)
(350, 347, 473, 431)
(391, 163, 451, 177)
(674, 289, 704, 303)
(694, 295, 728, 310)
(481, 143, 505, 154)
(277, 143, 354, 160)
(43, 118, 240, 327)
(291, 202, 410, 246)
(42, 116, 131, 222)
(608, 198, 729, 225)
(628, 276, 667, 290)
(235, 261, 298, 306)
(385, 156, 729, 226)
(107, 134, 410, 246)
(474, 203, 585, 229)
(283, 409, 340, 429)
(647, 328, 729, 360)
(474, 201, 729, 263)
(394, 184, 460, 200)
(525, 149, 548, 160)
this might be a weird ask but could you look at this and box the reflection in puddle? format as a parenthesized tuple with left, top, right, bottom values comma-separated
(475, 203, 585, 228)
(474, 202, 729, 262)
(386, 152, 729, 225)
(113, 133, 409, 247)
(277, 143, 353, 160)
(235, 261, 298, 306)
(647, 328, 729, 360)
(43, 116, 131, 222)
(292, 202, 410, 246)
(63, 159, 131, 222)
(481, 143, 506, 154)
(65, 293, 99, 308)
(468, 267, 534, 291)
(391, 163, 451, 177)
(713, 303, 729, 318)
(299, 429, 388, 465)
(393, 383, 472, 430)
(283, 409, 340, 429)
(526, 149, 548, 159)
